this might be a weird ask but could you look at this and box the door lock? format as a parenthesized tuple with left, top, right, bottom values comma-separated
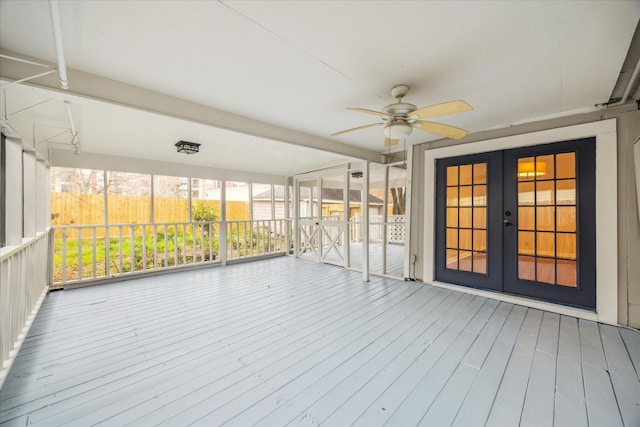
(504, 210, 512, 226)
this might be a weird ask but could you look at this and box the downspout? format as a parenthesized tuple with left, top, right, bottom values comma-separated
(49, 0, 69, 90)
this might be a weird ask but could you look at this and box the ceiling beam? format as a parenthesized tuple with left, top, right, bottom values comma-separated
(0, 49, 381, 163)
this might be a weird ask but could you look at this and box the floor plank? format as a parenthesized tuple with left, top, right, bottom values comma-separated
(554, 315, 588, 427)
(484, 308, 543, 427)
(1, 257, 639, 426)
(580, 319, 624, 427)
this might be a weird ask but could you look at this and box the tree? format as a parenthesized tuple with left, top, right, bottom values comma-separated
(191, 201, 219, 222)
(390, 188, 406, 215)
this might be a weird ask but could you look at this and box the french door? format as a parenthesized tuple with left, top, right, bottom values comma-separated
(435, 138, 596, 309)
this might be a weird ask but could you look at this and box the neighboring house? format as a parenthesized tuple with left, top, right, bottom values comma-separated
(252, 186, 384, 221)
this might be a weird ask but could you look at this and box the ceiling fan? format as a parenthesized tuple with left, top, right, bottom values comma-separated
(332, 85, 472, 147)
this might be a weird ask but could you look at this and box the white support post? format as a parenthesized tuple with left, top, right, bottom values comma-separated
(344, 164, 350, 268)
(35, 160, 47, 233)
(317, 176, 322, 262)
(382, 165, 389, 275)
(149, 175, 155, 224)
(285, 177, 292, 255)
(270, 184, 275, 220)
(293, 178, 300, 257)
(404, 146, 414, 279)
(362, 161, 370, 282)
(220, 181, 227, 266)
(187, 177, 192, 221)
(103, 171, 108, 226)
(4, 138, 22, 246)
(22, 152, 37, 238)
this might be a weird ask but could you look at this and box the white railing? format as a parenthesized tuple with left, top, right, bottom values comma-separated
(1, 231, 50, 388)
(226, 219, 290, 260)
(349, 214, 406, 244)
(52, 219, 292, 285)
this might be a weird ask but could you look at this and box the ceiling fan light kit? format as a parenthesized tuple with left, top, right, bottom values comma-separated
(332, 84, 473, 146)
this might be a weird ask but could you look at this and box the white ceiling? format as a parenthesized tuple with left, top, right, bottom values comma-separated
(1, 0, 639, 177)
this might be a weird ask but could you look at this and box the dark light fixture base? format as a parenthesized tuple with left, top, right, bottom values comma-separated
(175, 140, 201, 154)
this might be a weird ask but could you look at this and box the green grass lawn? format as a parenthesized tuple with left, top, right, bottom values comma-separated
(51, 224, 287, 282)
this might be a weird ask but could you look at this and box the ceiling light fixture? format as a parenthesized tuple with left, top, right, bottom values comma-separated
(517, 161, 546, 178)
(175, 140, 201, 154)
(383, 120, 413, 139)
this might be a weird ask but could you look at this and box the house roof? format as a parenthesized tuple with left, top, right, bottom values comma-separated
(0, 1, 638, 177)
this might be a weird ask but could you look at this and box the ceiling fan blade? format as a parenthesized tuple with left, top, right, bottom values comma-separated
(331, 122, 382, 136)
(413, 120, 469, 139)
(384, 138, 399, 147)
(346, 107, 393, 119)
(408, 100, 472, 120)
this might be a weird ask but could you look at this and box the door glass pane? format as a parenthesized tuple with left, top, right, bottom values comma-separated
(519, 207, 534, 230)
(537, 232, 554, 257)
(447, 166, 459, 186)
(536, 207, 554, 231)
(516, 152, 577, 288)
(536, 258, 555, 284)
(556, 233, 576, 260)
(446, 228, 458, 248)
(446, 249, 458, 269)
(459, 250, 473, 271)
(459, 186, 472, 206)
(519, 231, 535, 256)
(447, 187, 458, 206)
(536, 181, 554, 205)
(473, 163, 487, 184)
(557, 260, 577, 287)
(536, 155, 555, 180)
(473, 230, 486, 251)
(556, 153, 576, 179)
(459, 229, 472, 250)
(518, 256, 536, 281)
(556, 180, 576, 205)
(473, 185, 487, 205)
(518, 182, 535, 205)
(446, 208, 458, 227)
(556, 207, 576, 232)
(460, 164, 473, 185)
(444, 162, 488, 275)
(472, 252, 486, 274)
(459, 208, 472, 228)
(473, 208, 487, 229)
(517, 157, 536, 181)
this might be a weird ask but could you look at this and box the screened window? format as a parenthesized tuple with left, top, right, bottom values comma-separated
(106, 171, 151, 224)
(50, 167, 105, 225)
(153, 175, 188, 223)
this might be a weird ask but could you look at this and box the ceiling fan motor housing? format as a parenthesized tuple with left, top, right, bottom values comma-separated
(382, 102, 417, 119)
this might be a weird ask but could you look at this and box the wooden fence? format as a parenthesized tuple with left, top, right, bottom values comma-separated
(51, 193, 250, 225)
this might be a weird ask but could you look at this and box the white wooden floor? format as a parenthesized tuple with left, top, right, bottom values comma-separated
(1, 256, 639, 427)
(300, 242, 405, 278)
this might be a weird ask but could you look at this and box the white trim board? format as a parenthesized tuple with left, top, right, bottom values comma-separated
(423, 119, 618, 324)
